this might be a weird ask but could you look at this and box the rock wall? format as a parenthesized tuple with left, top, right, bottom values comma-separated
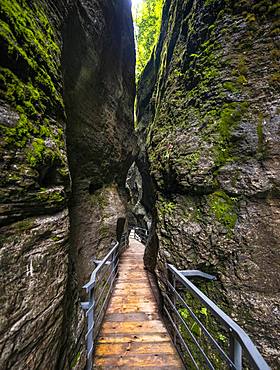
(0, 0, 135, 369)
(137, 0, 280, 366)
(62, 0, 136, 292)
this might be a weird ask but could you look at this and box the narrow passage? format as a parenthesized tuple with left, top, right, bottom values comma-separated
(93, 239, 184, 369)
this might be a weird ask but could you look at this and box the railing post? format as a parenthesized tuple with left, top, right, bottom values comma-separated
(229, 335, 242, 370)
(172, 274, 177, 346)
(112, 247, 117, 287)
(86, 287, 95, 370)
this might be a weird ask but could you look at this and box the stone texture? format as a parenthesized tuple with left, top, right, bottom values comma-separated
(62, 0, 136, 291)
(0, 0, 135, 368)
(137, 0, 280, 367)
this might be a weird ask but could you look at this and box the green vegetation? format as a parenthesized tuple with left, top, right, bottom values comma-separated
(177, 282, 230, 369)
(208, 191, 238, 231)
(70, 351, 81, 368)
(0, 0, 66, 170)
(36, 188, 65, 204)
(157, 196, 176, 221)
(133, 0, 163, 79)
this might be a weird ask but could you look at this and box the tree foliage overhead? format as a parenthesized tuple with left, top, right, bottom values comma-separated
(133, 0, 163, 80)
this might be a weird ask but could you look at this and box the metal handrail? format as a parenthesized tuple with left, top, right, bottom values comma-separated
(129, 225, 149, 245)
(81, 231, 129, 370)
(165, 264, 270, 370)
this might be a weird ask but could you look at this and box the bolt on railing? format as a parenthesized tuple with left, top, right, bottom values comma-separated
(81, 231, 129, 370)
(164, 264, 270, 370)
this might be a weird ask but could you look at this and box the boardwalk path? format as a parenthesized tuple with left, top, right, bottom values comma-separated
(93, 238, 184, 369)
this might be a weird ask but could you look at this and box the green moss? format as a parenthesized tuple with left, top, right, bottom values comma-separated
(269, 72, 280, 87)
(0, 0, 60, 79)
(13, 219, 34, 231)
(186, 152, 201, 169)
(157, 197, 176, 220)
(237, 56, 248, 76)
(246, 13, 256, 23)
(36, 188, 64, 204)
(0, 0, 66, 169)
(236, 75, 248, 85)
(212, 102, 248, 166)
(219, 102, 247, 139)
(51, 236, 60, 242)
(99, 225, 110, 238)
(90, 189, 108, 209)
(205, 0, 218, 6)
(208, 190, 238, 231)
(70, 351, 81, 368)
(223, 81, 239, 93)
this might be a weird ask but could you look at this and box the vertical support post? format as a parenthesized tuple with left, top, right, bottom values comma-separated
(111, 249, 116, 288)
(172, 274, 177, 346)
(229, 335, 242, 370)
(86, 286, 95, 370)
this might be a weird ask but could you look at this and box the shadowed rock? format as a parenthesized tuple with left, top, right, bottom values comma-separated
(0, 0, 135, 368)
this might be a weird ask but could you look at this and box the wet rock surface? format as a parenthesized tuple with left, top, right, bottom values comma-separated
(137, 0, 280, 366)
(0, 0, 135, 368)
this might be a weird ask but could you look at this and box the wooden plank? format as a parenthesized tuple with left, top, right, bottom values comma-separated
(95, 341, 177, 356)
(100, 320, 166, 335)
(113, 289, 153, 297)
(93, 239, 183, 369)
(94, 366, 183, 370)
(94, 353, 183, 367)
(104, 312, 158, 322)
(108, 296, 154, 306)
(97, 333, 171, 344)
(106, 303, 157, 314)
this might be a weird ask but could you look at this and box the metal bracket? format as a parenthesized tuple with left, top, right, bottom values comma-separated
(93, 260, 111, 265)
(181, 270, 216, 281)
(81, 301, 90, 310)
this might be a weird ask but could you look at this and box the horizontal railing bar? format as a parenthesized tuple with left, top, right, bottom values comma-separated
(181, 270, 216, 281)
(83, 242, 119, 291)
(164, 292, 216, 370)
(164, 305, 200, 370)
(94, 260, 119, 308)
(95, 271, 117, 328)
(166, 280, 234, 367)
(167, 264, 270, 370)
(95, 257, 116, 286)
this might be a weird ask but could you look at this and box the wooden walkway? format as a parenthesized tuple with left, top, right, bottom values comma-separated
(93, 239, 184, 369)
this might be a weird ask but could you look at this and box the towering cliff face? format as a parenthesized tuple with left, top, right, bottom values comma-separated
(0, 0, 135, 369)
(137, 0, 280, 366)
(62, 0, 136, 292)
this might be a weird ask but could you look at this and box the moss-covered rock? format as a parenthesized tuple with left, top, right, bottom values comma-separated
(0, 0, 135, 369)
(137, 0, 280, 367)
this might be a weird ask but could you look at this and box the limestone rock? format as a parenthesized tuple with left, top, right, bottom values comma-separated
(0, 0, 135, 368)
(137, 0, 280, 366)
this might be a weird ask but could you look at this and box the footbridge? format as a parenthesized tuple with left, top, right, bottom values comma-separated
(81, 227, 270, 370)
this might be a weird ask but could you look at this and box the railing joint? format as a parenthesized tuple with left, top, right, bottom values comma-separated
(181, 269, 217, 281)
(81, 301, 90, 310)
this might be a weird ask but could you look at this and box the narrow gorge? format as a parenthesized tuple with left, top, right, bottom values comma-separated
(0, 0, 279, 369)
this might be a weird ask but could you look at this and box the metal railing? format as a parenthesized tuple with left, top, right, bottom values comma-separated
(164, 264, 270, 370)
(129, 225, 149, 245)
(81, 231, 129, 370)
